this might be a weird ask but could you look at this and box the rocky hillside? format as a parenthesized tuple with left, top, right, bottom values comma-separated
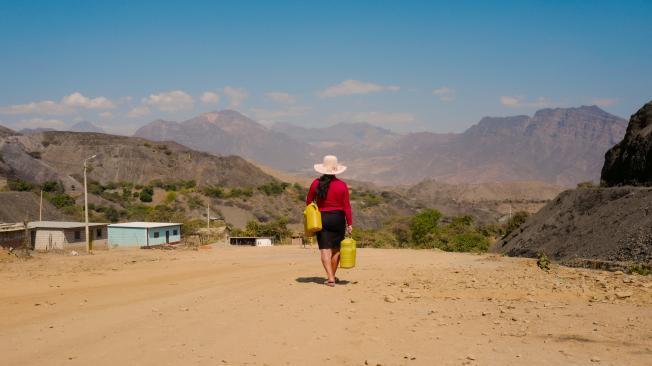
(0, 191, 70, 222)
(601, 100, 652, 186)
(495, 187, 652, 264)
(0, 125, 17, 138)
(495, 102, 652, 266)
(134, 110, 315, 171)
(0, 131, 276, 189)
(406, 180, 564, 220)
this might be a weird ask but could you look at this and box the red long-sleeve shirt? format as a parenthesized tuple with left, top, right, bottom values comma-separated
(306, 177, 353, 225)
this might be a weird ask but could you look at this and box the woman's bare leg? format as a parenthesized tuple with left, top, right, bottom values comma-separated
(331, 248, 340, 277)
(320, 249, 335, 282)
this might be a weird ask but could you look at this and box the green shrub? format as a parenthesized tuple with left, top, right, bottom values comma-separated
(443, 232, 490, 252)
(235, 218, 291, 242)
(203, 185, 225, 198)
(49, 193, 76, 208)
(258, 181, 289, 196)
(226, 187, 253, 198)
(410, 209, 442, 244)
(139, 186, 154, 202)
(41, 180, 61, 193)
(7, 179, 34, 191)
(165, 191, 177, 204)
(504, 211, 530, 236)
(186, 195, 204, 209)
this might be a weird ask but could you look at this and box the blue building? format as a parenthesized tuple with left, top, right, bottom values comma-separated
(108, 222, 182, 248)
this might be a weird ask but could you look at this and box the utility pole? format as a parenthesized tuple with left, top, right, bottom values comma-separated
(39, 189, 43, 221)
(207, 201, 210, 229)
(84, 154, 96, 254)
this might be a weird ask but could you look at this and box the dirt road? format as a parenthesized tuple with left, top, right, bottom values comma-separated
(1, 246, 651, 365)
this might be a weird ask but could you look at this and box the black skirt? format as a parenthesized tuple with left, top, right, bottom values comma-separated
(316, 210, 346, 250)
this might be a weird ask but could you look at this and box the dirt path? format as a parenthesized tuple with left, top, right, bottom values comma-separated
(1, 246, 651, 366)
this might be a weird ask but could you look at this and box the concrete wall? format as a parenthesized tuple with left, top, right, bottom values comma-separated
(108, 227, 148, 248)
(33, 227, 107, 251)
(147, 225, 181, 246)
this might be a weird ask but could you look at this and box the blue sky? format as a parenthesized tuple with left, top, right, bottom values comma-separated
(0, 0, 650, 135)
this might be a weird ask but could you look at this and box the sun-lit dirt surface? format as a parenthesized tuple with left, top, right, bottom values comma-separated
(1, 246, 651, 366)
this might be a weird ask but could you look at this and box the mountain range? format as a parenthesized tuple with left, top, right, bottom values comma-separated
(135, 106, 627, 186)
(134, 110, 315, 171)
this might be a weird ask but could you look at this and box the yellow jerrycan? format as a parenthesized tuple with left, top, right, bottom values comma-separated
(339, 237, 356, 269)
(304, 202, 322, 235)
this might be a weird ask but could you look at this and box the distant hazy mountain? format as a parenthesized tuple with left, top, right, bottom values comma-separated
(133, 106, 626, 186)
(69, 121, 105, 133)
(339, 106, 627, 186)
(134, 110, 315, 171)
(272, 122, 399, 149)
(17, 127, 56, 134)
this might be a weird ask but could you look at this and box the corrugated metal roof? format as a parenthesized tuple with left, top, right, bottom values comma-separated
(27, 221, 107, 229)
(108, 222, 182, 229)
(0, 223, 26, 232)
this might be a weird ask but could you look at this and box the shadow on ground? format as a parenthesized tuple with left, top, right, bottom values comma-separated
(295, 277, 350, 285)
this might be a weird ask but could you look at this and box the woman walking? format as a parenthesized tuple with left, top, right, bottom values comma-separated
(306, 155, 353, 287)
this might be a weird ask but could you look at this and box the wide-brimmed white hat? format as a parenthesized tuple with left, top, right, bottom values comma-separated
(314, 155, 347, 175)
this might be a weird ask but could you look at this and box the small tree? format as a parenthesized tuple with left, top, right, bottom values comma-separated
(410, 209, 442, 244)
(139, 186, 154, 202)
(7, 179, 33, 191)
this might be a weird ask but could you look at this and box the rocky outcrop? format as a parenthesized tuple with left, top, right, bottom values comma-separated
(601, 101, 652, 186)
(494, 187, 652, 264)
(0, 124, 17, 138)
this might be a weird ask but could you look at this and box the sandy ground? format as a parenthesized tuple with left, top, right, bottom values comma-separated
(1, 246, 651, 366)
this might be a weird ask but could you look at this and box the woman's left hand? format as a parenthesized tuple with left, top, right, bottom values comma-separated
(346, 225, 353, 235)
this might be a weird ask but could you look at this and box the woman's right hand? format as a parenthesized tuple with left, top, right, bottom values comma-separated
(346, 225, 353, 235)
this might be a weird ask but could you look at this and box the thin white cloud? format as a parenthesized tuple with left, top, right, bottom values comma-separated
(142, 90, 194, 112)
(11, 118, 67, 129)
(223, 86, 248, 108)
(432, 87, 455, 102)
(591, 98, 619, 107)
(200, 91, 220, 104)
(0, 100, 72, 115)
(500, 95, 550, 108)
(319, 79, 400, 98)
(0, 92, 115, 116)
(328, 111, 415, 125)
(265, 91, 297, 104)
(127, 105, 151, 118)
(99, 111, 113, 119)
(61, 92, 115, 109)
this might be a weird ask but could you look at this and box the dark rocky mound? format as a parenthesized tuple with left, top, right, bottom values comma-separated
(494, 187, 652, 264)
(601, 101, 652, 186)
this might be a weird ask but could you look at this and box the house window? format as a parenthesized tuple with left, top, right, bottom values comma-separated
(153, 232, 159, 238)
(173, 229, 178, 235)
(74, 230, 81, 240)
(96, 228, 102, 238)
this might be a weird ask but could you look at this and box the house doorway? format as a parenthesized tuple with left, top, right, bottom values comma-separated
(165, 231, 170, 244)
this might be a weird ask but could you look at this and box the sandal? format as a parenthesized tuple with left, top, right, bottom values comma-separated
(324, 280, 335, 287)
